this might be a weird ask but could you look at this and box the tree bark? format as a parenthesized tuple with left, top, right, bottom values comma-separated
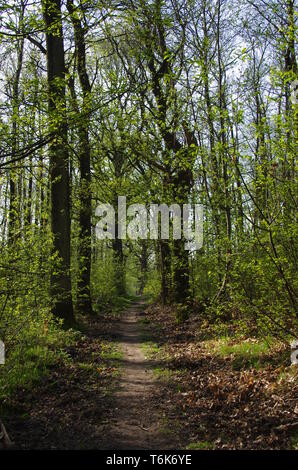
(67, 0, 93, 314)
(43, 0, 74, 324)
(8, 6, 24, 244)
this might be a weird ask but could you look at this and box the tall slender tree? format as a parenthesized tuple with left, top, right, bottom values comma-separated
(43, 0, 74, 324)
(67, 0, 93, 314)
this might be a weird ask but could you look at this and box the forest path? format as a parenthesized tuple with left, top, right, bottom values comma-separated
(4, 300, 295, 450)
(5, 299, 180, 449)
(99, 300, 174, 449)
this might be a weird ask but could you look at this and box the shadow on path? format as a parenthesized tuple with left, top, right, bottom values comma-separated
(98, 301, 176, 450)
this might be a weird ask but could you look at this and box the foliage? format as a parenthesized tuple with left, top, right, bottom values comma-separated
(0, 0, 296, 423)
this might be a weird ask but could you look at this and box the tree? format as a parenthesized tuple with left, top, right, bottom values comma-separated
(43, 0, 74, 324)
(67, 0, 93, 314)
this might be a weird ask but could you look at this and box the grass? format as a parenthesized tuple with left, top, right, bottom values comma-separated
(187, 441, 214, 450)
(141, 340, 160, 359)
(99, 342, 123, 362)
(219, 339, 270, 369)
(0, 315, 124, 404)
(153, 367, 172, 380)
(77, 362, 94, 372)
(0, 321, 80, 400)
(202, 337, 278, 369)
(138, 313, 163, 359)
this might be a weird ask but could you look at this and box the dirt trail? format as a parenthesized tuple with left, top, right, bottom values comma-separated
(5, 300, 295, 450)
(5, 300, 179, 450)
(100, 301, 174, 450)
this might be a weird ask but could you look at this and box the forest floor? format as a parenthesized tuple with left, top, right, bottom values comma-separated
(3, 300, 180, 449)
(2, 299, 298, 449)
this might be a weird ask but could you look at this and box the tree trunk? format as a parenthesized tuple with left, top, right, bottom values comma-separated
(8, 9, 24, 244)
(160, 239, 171, 304)
(43, 0, 74, 325)
(67, 0, 93, 314)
